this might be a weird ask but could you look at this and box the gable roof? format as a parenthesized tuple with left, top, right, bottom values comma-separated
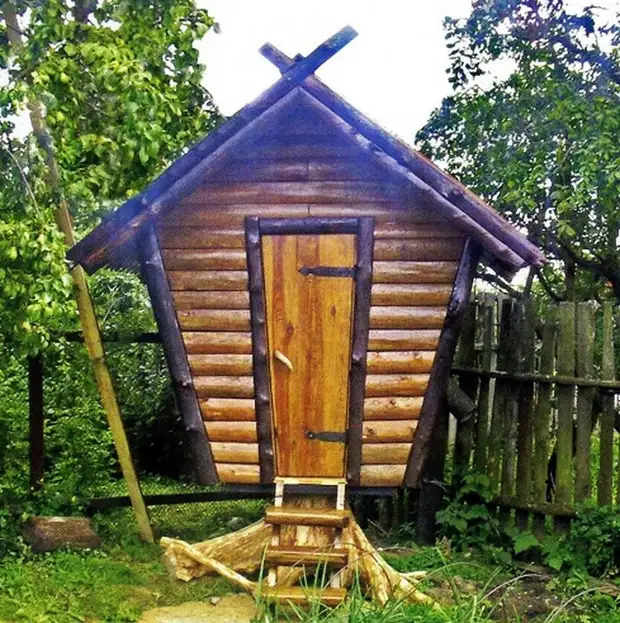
(67, 32, 545, 277)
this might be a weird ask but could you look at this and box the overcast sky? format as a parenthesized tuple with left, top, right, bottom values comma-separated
(196, 0, 619, 146)
(9, 0, 618, 144)
(197, 1, 472, 145)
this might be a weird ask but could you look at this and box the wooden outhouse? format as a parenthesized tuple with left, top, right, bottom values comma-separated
(68, 28, 544, 492)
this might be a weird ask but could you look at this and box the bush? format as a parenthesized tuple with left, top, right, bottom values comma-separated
(0, 271, 190, 555)
(436, 472, 503, 551)
(437, 472, 620, 578)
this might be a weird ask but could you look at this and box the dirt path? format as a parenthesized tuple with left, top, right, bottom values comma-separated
(139, 594, 258, 623)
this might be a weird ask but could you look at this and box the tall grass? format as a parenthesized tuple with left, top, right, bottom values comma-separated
(252, 554, 612, 622)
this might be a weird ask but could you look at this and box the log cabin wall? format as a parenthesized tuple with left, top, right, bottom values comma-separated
(154, 93, 465, 486)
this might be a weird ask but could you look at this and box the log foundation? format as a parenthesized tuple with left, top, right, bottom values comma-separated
(160, 494, 431, 606)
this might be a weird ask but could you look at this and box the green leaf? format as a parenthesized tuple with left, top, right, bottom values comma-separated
(138, 146, 149, 164)
(513, 531, 539, 554)
(547, 553, 564, 571)
(415, 1, 620, 302)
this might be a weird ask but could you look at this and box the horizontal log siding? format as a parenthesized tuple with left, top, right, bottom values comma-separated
(361, 221, 463, 484)
(158, 203, 260, 483)
(210, 442, 259, 464)
(360, 464, 406, 487)
(156, 142, 464, 486)
(188, 354, 253, 376)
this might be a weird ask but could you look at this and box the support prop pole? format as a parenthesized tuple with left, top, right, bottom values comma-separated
(160, 501, 434, 606)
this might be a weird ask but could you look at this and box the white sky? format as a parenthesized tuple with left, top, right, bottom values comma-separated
(12, 1, 472, 142)
(198, 1, 473, 145)
(197, 0, 619, 145)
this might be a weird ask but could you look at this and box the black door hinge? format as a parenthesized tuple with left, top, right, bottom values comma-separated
(305, 430, 348, 443)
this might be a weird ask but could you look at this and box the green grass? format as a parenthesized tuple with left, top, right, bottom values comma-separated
(0, 546, 616, 623)
(254, 573, 620, 623)
(0, 544, 233, 622)
(0, 500, 618, 622)
(0, 497, 264, 623)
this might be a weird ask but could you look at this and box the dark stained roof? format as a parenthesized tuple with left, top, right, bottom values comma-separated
(67, 29, 545, 277)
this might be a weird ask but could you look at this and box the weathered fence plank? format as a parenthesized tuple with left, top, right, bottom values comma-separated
(449, 367, 620, 390)
(598, 303, 615, 506)
(553, 303, 575, 532)
(532, 306, 557, 537)
(515, 300, 536, 530)
(474, 294, 494, 472)
(575, 302, 596, 503)
(488, 299, 512, 494)
(500, 301, 521, 526)
(451, 296, 618, 537)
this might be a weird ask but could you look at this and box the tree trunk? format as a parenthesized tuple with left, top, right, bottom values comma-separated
(564, 255, 576, 302)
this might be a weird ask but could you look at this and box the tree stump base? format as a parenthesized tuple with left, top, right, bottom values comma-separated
(22, 516, 101, 553)
(161, 500, 431, 606)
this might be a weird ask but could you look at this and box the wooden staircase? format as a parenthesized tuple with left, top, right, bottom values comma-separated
(262, 477, 349, 607)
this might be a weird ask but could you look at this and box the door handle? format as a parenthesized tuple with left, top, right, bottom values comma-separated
(273, 350, 293, 371)
(273, 350, 293, 372)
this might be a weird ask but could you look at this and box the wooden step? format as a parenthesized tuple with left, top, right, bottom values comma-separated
(265, 506, 350, 528)
(265, 545, 348, 567)
(262, 585, 347, 606)
(275, 476, 347, 487)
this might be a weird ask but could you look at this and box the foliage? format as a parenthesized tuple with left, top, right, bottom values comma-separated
(438, 472, 620, 580)
(417, 0, 620, 302)
(0, 533, 231, 622)
(510, 504, 620, 578)
(254, 546, 620, 622)
(256, 587, 451, 623)
(6, 0, 221, 220)
(0, 0, 223, 541)
(436, 473, 503, 553)
(539, 503, 620, 576)
(0, 141, 74, 354)
(0, 0, 222, 354)
(0, 274, 190, 555)
(0, 498, 263, 621)
(1, 506, 618, 622)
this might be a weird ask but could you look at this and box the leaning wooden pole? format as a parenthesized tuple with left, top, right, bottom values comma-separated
(3, 3, 154, 542)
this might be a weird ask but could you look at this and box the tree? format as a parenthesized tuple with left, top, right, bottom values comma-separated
(0, 0, 222, 353)
(416, 0, 620, 301)
(0, 0, 222, 537)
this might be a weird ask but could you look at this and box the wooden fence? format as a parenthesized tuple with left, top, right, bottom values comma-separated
(449, 295, 620, 535)
(28, 306, 620, 538)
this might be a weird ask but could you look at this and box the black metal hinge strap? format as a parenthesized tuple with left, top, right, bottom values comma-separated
(305, 430, 348, 443)
(299, 266, 356, 278)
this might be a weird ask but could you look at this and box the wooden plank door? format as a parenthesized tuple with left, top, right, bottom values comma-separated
(262, 234, 356, 477)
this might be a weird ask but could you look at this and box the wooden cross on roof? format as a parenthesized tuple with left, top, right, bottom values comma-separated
(259, 26, 358, 81)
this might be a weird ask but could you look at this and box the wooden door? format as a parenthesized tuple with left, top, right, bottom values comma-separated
(262, 234, 356, 477)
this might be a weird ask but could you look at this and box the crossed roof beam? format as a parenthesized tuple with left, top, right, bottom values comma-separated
(260, 26, 358, 83)
(258, 27, 542, 274)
